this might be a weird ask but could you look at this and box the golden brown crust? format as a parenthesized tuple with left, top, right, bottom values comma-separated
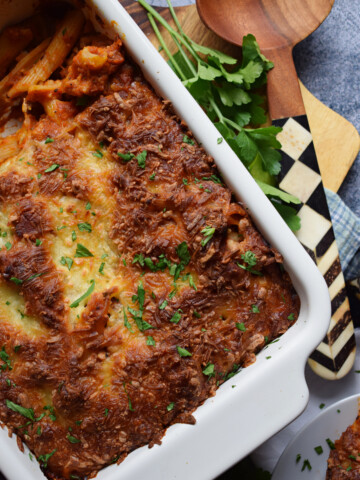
(0, 30, 300, 480)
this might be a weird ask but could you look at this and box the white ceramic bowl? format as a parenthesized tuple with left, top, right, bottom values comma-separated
(0, 1, 331, 479)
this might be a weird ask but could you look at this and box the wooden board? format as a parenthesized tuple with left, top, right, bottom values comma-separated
(121, 2, 360, 193)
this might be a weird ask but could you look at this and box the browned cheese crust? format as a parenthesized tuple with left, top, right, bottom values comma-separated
(327, 412, 360, 479)
(0, 33, 300, 479)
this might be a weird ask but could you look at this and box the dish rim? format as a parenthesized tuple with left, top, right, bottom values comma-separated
(0, 1, 331, 479)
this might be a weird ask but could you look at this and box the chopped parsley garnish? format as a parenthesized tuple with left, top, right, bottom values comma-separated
(149, 172, 156, 180)
(78, 222, 92, 233)
(288, 313, 295, 321)
(0, 347, 12, 371)
(251, 304, 260, 313)
(314, 445, 323, 455)
(301, 459, 312, 472)
(117, 152, 135, 162)
(217, 137, 223, 144)
(38, 449, 56, 468)
(99, 262, 105, 275)
(266, 356, 271, 359)
(123, 383, 134, 411)
(44, 137, 54, 144)
(167, 402, 174, 411)
(85, 202, 91, 210)
(92, 149, 103, 159)
(170, 310, 182, 324)
(132, 253, 145, 267)
(326, 438, 335, 450)
(183, 135, 195, 145)
(296, 453, 301, 464)
(5, 399, 35, 421)
(5, 242, 11, 250)
(202, 174, 222, 184)
(201, 226, 215, 247)
(60, 256, 73, 271)
(193, 311, 201, 318)
(10, 277, 23, 285)
(75, 243, 93, 258)
(236, 322, 246, 332)
(14, 345, 21, 352)
(146, 336, 155, 346)
(202, 363, 215, 377)
(70, 280, 95, 308)
(104, 408, 109, 417)
(188, 274, 197, 290)
(159, 300, 168, 310)
(128, 281, 154, 331)
(66, 434, 80, 444)
(182, 178, 188, 185)
(123, 307, 133, 333)
(237, 250, 262, 275)
(174, 242, 191, 281)
(71, 231, 77, 241)
(136, 150, 147, 169)
(27, 273, 44, 281)
(176, 346, 192, 357)
(319, 403, 325, 409)
(57, 225, 66, 231)
(44, 164, 60, 173)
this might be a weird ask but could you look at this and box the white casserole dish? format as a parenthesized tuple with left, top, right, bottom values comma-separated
(0, 1, 331, 479)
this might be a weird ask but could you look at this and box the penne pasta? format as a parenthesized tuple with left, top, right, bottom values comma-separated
(0, 38, 50, 119)
(7, 10, 84, 98)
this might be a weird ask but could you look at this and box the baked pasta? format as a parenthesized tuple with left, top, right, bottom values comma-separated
(327, 403, 360, 479)
(0, 5, 300, 479)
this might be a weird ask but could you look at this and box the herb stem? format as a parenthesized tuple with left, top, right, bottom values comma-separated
(148, 14, 186, 81)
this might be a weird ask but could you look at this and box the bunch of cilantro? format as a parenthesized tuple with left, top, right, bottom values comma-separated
(138, 0, 301, 231)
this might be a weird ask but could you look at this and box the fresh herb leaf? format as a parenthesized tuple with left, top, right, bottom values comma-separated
(99, 262, 105, 275)
(71, 231, 77, 242)
(314, 446, 323, 455)
(170, 310, 182, 324)
(123, 383, 134, 411)
(5, 400, 35, 421)
(176, 346, 192, 357)
(44, 164, 59, 173)
(183, 135, 195, 145)
(75, 243, 93, 258)
(92, 149, 103, 159)
(132, 253, 145, 267)
(301, 459, 312, 472)
(123, 307, 133, 333)
(326, 438, 335, 450)
(118, 152, 134, 162)
(202, 363, 215, 377)
(159, 300, 168, 310)
(201, 226, 215, 247)
(236, 322, 246, 332)
(67, 434, 80, 444)
(35, 239, 42, 246)
(136, 150, 147, 169)
(38, 449, 56, 468)
(251, 304, 260, 313)
(5, 242, 11, 250)
(60, 257, 73, 271)
(167, 402, 175, 411)
(288, 313, 295, 321)
(146, 336, 155, 346)
(10, 277, 23, 285)
(70, 280, 95, 308)
(78, 222, 92, 233)
(44, 137, 54, 144)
